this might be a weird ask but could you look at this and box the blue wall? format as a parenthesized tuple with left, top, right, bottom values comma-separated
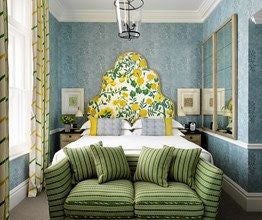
(202, 0, 262, 192)
(49, 16, 204, 128)
(249, 22, 262, 143)
(48, 0, 262, 193)
(9, 154, 29, 190)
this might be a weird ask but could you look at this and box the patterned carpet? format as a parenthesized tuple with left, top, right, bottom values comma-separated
(10, 190, 262, 220)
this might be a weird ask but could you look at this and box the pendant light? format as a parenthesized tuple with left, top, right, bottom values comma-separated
(114, 0, 144, 40)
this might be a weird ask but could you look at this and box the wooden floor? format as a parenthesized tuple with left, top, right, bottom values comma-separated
(10, 190, 262, 220)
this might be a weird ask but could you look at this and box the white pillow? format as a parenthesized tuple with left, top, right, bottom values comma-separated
(80, 121, 90, 130)
(81, 129, 90, 136)
(121, 129, 142, 136)
(122, 120, 132, 129)
(172, 120, 184, 129)
(122, 119, 142, 130)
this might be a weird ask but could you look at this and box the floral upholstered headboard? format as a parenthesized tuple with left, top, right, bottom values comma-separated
(87, 52, 174, 124)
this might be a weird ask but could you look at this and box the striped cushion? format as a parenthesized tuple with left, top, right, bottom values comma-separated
(90, 145, 131, 183)
(134, 146, 173, 187)
(167, 147, 202, 188)
(134, 181, 204, 219)
(63, 142, 101, 183)
(64, 179, 134, 219)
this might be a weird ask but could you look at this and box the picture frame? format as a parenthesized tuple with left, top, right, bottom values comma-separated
(202, 88, 225, 115)
(177, 88, 200, 116)
(61, 88, 84, 114)
(202, 89, 213, 115)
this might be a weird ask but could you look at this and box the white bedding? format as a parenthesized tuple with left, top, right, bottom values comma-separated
(52, 135, 213, 164)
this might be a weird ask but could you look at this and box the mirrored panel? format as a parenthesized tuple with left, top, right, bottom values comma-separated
(202, 37, 214, 130)
(216, 21, 233, 134)
(202, 14, 237, 139)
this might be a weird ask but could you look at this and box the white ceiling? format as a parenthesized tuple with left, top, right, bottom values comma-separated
(49, 0, 221, 23)
(59, 0, 204, 11)
(252, 9, 262, 24)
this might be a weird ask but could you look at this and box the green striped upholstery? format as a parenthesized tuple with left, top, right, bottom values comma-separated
(63, 142, 101, 183)
(90, 145, 131, 183)
(45, 155, 223, 219)
(168, 147, 202, 189)
(64, 179, 134, 219)
(134, 147, 173, 187)
(195, 158, 223, 220)
(134, 181, 204, 219)
(126, 154, 139, 176)
(44, 158, 73, 220)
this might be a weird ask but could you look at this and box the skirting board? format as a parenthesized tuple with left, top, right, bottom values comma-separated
(223, 175, 262, 212)
(10, 179, 28, 210)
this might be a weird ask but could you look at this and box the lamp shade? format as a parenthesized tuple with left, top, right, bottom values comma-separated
(75, 107, 83, 117)
(114, 0, 144, 40)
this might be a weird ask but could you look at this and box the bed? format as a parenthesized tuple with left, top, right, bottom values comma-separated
(52, 135, 213, 164)
(53, 52, 212, 164)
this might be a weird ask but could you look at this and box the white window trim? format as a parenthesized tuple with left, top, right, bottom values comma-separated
(8, 0, 33, 158)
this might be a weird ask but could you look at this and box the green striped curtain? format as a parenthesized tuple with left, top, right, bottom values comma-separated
(28, 0, 50, 197)
(0, 0, 9, 218)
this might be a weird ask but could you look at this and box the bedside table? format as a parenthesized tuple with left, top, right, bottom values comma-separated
(182, 130, 202, 146)
(60, 131, 82, 148)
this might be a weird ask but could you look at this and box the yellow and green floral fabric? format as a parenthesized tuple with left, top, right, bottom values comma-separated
(87, 52, 174, 124)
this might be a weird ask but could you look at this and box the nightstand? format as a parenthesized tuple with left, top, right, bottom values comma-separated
(181, 130, 202, 146)
(59, 131, 82, 148)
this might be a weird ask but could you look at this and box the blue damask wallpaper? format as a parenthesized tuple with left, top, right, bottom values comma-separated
(52, 18, 203, 128)
(202, 0, 262, 192)
(203, 0, 262, 143)
(9, 154, 29, 190)
(47, 0, 262, 193)
(248, 22, 262, 143)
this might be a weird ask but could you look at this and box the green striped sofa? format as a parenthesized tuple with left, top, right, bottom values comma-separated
(45, 155, 223, 220)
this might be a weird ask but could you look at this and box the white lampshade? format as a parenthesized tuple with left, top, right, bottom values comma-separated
(75, 107, 83, 117)
(178, 107, 186, 117)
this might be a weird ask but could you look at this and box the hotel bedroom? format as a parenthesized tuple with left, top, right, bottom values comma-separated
(1, 0, 262, 219)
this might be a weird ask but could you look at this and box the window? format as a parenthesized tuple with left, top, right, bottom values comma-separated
(8, 0, 32, 157)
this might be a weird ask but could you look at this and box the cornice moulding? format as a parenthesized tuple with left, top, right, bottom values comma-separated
(49, 0, 222, 23)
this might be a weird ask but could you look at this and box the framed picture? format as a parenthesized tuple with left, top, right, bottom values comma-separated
(202, 88, 225, 115)
(177, 88, 200, 116)
(202, 89, 213, 115)
(61, 88, 84, 114)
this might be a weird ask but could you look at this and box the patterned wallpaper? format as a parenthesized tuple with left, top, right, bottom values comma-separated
(9, 154, 29, 190)
(202, 0, 262, 192)
(50, 18, 204, 128)
(47, 0, 262, 193)
(249, 22, 262, 143)
(203, 0, 262, 143)
(50, 14, 61, 130)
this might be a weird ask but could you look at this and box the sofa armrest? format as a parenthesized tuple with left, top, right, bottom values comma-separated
(44, 158, 72, 220)
(195, 158, 223, 220)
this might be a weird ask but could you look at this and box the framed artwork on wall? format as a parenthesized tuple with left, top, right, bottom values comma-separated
(177, 88, 200, 116)
(202, 88, 225, 115)
(61, 88, 84, 114)
(202, 88, 213, 115)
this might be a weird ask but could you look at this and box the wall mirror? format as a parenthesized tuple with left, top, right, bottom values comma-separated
(202, 14, 238, 139)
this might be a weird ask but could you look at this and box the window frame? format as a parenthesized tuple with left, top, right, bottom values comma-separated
(8, 0, 33, 158)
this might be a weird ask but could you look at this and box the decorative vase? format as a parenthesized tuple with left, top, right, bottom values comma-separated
(64, 124, 71, 132)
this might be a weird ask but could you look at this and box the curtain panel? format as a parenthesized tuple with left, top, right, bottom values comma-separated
(28, 0, 50, 197)
(0, 0, 9, 219)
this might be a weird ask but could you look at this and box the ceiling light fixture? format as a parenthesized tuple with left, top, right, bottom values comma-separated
(114, 0, 144, 40)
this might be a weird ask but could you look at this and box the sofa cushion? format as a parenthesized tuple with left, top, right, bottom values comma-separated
(134, 181, 204, 219)
(64, 179, 134, 219)
(63, 141, 101, 183)
(134, 146, 173, 187)
(167, 147, 202, 188)
(90, 145, 131, 183)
